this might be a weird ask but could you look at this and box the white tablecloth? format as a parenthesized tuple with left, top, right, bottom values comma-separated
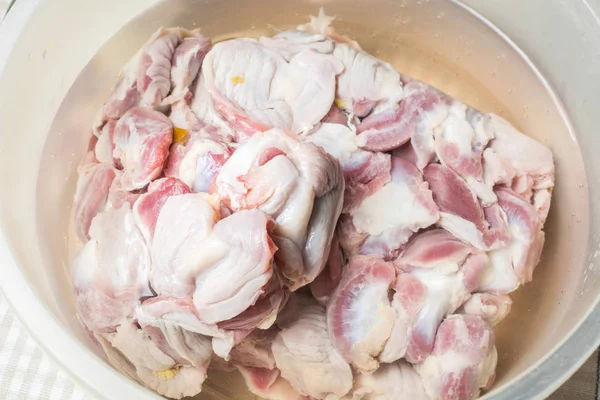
(0, 292, 92, 400)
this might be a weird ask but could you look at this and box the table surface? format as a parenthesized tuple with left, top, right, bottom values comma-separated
(0, 1, 598, 399)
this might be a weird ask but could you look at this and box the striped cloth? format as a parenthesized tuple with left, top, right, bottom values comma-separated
(0, 290, 597, 399)
(0, 293, 92, 400)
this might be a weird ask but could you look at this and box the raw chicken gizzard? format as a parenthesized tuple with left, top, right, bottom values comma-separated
(71, 9, 554, 400)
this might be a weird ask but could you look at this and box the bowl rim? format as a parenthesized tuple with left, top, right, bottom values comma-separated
(0, 1, 598, 400)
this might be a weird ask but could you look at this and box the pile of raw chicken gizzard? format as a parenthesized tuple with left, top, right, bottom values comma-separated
(71, 10, 554, 400)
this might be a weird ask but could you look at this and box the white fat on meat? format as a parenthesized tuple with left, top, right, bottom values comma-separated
(202, 35, 343, 135)
(273, 294, 353, 399)
(192, 209, 277, 324)
(72, 206, 150, 333)
(326, 256, 396, 372)
(416, 315, 497, 400)
(348, 157, 439, 258)
(214, 128, 343, 290)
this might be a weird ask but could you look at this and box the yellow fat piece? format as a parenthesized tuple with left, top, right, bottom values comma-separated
(173, 127, 189, 143)
(231, 75, 245, 85)
(334, 98, 345, 108)
(153, 367, 180, 380)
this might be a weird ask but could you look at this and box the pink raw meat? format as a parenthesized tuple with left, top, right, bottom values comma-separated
(273, 294, 353, 398)
(214, 128, 343, 291)
(424, 163, 510, 250)
(73, 160, 116, 242)
(356, 81, 450, 153)
(477, 187, 545, 294)
(394, 229, 488, 363)
(165, 35, 211, 103)
(238, 366, 308, 400)
(378, 272, 427, 364)
(327, 256, 396, 372)
(345, 157, 439, 258)
(304, 122, 391, 212)
(416, 315, 497, 400)
(133, 177, 192, 242)
(434, 106, 495, 204)
(72, 206, 151, 333)
(164, 128, 232, 193)
(96, 28, 195, 131)
(113, 107, 174, 190)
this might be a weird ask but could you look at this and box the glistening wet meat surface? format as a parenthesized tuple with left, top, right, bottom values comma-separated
(71, 8, 554, 400)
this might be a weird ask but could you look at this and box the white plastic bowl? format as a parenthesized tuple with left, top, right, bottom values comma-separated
(0, 0, 599, 399)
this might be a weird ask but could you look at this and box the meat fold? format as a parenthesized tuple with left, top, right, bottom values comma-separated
(214, 128, 344, 290)
(135, 296, 248, 361)
(416, 315, 497, 400)
(202, 32, 343, 136)
(228, 328, 278, 369)
(326, 256, 396, 372)
(273, 294, 353, 399)
(152, 206, 277, 324)
(149, 192, 220, 298)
